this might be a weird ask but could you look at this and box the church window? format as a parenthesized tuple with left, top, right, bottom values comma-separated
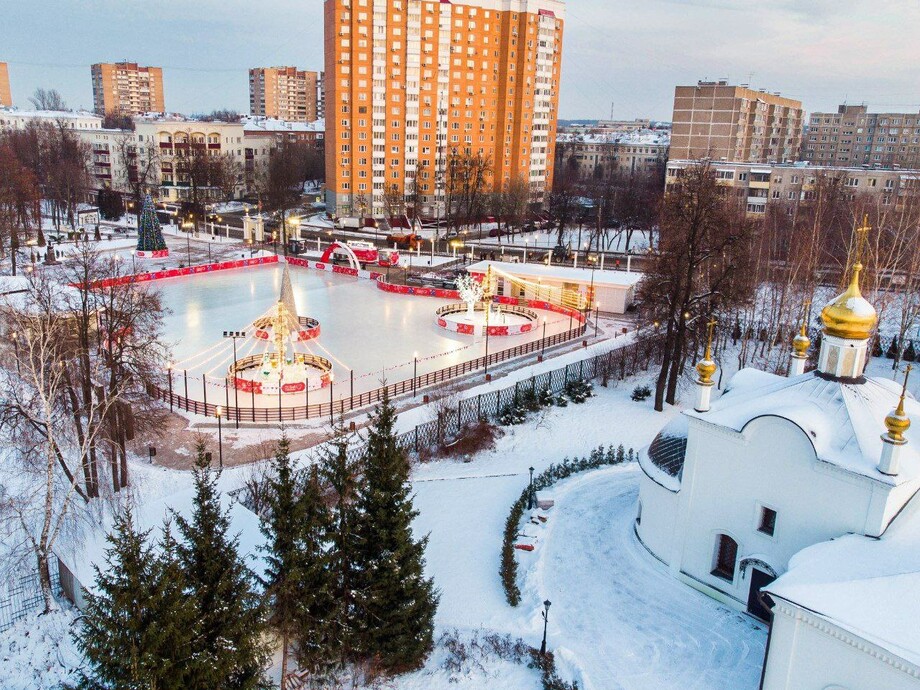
(758, 507, 777, 536)
(712, 534, 738, 581)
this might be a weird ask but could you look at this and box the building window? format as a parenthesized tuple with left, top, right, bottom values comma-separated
(712, 534, 738, 581)
(758, 507, 777, 536)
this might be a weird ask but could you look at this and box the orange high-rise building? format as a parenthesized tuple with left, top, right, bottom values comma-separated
(249, 67, 321, 122)
(91, 62, 165, 116)
(0, 62, 11, 107)
(324, 0, 565, 218)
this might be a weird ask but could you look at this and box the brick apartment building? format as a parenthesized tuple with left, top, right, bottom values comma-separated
(804, 104, 920, 169)
(323, 0, 565, 218)
(249, 67, 323, 123)
(0, 62, 11, 107)
(670, 80, 803, 163)
(91, 62, 165, 116)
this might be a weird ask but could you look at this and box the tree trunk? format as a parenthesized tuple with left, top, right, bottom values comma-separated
(37, 550, 54, 614)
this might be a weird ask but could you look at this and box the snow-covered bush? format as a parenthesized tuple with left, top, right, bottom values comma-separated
(498, 403, 528, 426)
(631, 384, 652, 401)
(562, 378, 593, 404)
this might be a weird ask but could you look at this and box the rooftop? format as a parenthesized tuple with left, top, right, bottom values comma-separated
(466, 260, 644, 288)
(242, 116, 325, 134)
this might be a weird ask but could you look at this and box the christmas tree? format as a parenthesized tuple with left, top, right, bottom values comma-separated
(135, 194, 168, 255)
(354, 389, 438, 672)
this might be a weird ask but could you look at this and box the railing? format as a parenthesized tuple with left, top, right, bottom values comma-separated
(0, 560, 60, 634)
(149, 322, 592, 422)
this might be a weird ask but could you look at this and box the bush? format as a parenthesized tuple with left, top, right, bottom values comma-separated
(562, 379, 593, 404)
(499, 403, 528, 426)
(500, 444, 634, 607)
(631, 384, 652, 401)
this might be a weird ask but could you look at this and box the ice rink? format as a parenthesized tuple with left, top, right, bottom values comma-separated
(157, 264, 574, 405)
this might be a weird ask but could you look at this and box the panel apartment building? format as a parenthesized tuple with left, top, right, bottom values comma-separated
(91, 62, 165, 116)
(249, 67, 323, 123)
(0, 62, 11, 107)
(670, 80, 803, 163)
(804, 104, 920, 169)
(323, 0, 565, 218)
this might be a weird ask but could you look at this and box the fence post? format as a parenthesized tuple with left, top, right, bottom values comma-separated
(477, 393, 482, 420)
(580, 359, 585, 380)
(414, 425, 419, 452)
(564, 364, 570, 385)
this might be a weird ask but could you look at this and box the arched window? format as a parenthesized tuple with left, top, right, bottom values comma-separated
(712, 534, 738, 581)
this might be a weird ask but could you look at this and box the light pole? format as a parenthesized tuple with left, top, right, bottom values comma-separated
(540, 600, 552, 655)
(216, 406, 223, 469)
(223, 331, 246, 428)
(182, 220, 193, 265)
(10, 331, 21, 375)
(328, 372, 335, 423)
(594, 302, 600, 338)
(541, 317, 547, 358)
(166, 362, 174, 412)
(527, 466, 535, 510)
(413, 351, 418, 398)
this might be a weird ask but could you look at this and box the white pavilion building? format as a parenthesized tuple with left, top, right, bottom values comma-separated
(635, 252, 920, 688)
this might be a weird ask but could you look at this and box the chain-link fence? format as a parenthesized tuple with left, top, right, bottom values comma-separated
(0, 560, 61, 634)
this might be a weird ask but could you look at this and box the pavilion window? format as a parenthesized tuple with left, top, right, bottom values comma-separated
(712, 534, 738, 581)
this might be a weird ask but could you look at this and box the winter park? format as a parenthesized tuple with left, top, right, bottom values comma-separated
(4, 2, 920, 690)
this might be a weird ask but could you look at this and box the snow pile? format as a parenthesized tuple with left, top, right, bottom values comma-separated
(0, 608, 82, 690)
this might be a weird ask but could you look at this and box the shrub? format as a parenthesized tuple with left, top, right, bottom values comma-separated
(499, 403, 528, 426)
(500, 444, 634, 607)
(563, 379, 593, 404)
(631, 384, 652, 401)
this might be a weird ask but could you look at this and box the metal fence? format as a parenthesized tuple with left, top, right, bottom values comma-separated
(149, 322, 592, 422)
(338, 332, 665, 462)
(0, 560, 61, 634)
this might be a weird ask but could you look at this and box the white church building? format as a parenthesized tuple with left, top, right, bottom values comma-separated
(636, 255, 920, 688)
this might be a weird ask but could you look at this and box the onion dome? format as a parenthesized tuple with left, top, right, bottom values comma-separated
(696, 358, 716, 384)
(792, 327, 811, 357)
(885, 366, 912, 443)
(820, 262, 877, 341)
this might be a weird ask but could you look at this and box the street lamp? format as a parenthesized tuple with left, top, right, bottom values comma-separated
(527, 466, 535, 510)
(215, 406, 223, 469)
(540, 600, 552, 655)
(166, 362, 174, 412)
(223, 331, 246, 428)
(328, 372, 335, 423)
(181, 220, 193, 265)
(595, 302, 600, 338)
(413, 351, 419, 398)
(541, 317, 547, 358)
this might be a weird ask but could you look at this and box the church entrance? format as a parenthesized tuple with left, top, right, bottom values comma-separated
(747, 568, 775, 622)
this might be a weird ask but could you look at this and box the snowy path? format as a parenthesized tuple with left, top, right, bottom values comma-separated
(525, 466, 767, 690)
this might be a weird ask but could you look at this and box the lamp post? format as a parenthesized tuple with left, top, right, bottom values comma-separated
(215, 406, 223, 469)
(595, 302, 600, 338)
(181, 220, 193, 265)
(527, 466, 535, 510)
(328, 372, 335, 423)
(413, 351, 418, 398)
(223, 331, 246, 428)
(541, 317, 547, 358)
(11, 331, 21, 375)
(166, 362, 174, 412)
(540, 600, 552, 655)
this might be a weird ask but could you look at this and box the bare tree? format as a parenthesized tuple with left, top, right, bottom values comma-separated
(29, 88, 67, 111)
(173, 129, 242, 232)
(445, 148, 491, 233)
(0, 137, 42, 275)
(114, 134, 159, 223)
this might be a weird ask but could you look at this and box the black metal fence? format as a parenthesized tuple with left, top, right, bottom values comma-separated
(0, 560, 61, 634)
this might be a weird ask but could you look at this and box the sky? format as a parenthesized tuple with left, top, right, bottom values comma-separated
(2, 0, 919, 121)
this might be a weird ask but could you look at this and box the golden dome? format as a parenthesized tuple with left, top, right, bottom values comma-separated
(792, 329, 810, 357)
(696, 358, 716, 384)
(820, 262, 877, 340)
(886, 365, 913, 442)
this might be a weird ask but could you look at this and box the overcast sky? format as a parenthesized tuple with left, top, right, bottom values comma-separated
(3, 0, 919, 120)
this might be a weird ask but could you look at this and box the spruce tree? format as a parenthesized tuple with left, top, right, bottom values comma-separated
(354, 390, 438, 672)
(317, 416, 364, 666)
(176, 442, 270, 689)
(74, 508, 196, 690)
(295, 464, 337, 678)
(260, 434, 336, 684)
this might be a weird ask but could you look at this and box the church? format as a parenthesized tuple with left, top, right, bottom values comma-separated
(636, 251, 920, 688)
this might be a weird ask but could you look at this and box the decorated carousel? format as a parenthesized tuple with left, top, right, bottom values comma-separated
(227, 266, 333, 395)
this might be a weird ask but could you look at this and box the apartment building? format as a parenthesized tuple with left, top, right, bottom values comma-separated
(323, 0, 565, 218)
(0, 108, 104, 131)
(249, 67, 322, 122)
(804, 104, 920, 169)
(91, 62, 165, 116)
(556, 129, 669, 178)
(670, 80, 803, 163)
(558, 118, 655, 136)
(666, 159, 916, 216)
(0, 62, 11, 107)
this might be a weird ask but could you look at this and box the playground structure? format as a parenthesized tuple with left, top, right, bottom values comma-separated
(319, 240, 399, 269)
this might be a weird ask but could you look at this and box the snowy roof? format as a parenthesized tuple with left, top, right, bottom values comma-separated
(242, 116, 325, 134)
(686, 368, 920, 486)
(556, 129, 670, 146)
(466, 260, 643, 288)
(0, 108, 102, 122)
(639, 415, 688, 492)
(56, 486, 267, 594)
(766, 490, 920, 667)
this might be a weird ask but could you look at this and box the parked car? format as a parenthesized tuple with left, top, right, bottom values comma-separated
(488, 228, 503, 238)
(551, 244, 572, 262)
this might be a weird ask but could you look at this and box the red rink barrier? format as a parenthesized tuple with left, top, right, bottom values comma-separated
(75, 255, 280, 290)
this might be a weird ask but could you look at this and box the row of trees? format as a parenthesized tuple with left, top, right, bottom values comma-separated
(0, 247, 168, 609)
(76, 392, 437, 688)
(638, 161, 920, 411)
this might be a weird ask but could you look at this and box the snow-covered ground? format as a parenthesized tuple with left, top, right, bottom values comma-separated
(2, 352, 777, 689)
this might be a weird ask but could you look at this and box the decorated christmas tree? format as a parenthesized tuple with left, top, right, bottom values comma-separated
(136, 194, 169, 256)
